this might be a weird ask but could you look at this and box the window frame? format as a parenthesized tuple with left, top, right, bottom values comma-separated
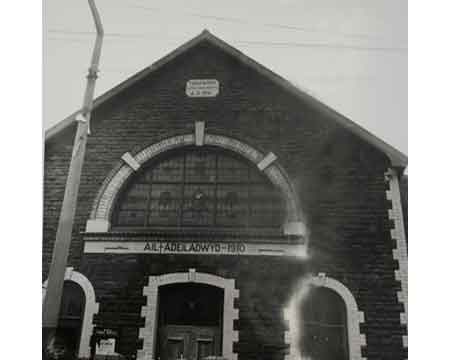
(111, 146, 285, 231)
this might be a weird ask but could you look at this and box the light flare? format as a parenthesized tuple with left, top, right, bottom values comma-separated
(284, 275, 314, 360)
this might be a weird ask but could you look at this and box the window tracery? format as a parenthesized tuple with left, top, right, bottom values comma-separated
(113, 147, 284, 229)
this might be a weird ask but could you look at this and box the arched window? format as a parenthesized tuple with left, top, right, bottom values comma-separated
(112, 147, 285, 229)
(300, 287, 349, 360)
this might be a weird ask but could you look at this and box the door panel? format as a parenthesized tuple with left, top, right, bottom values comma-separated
(167, 338, 184, 360)
(160, 326, 190, 360)
(159, 325, 221, 360)
(191, 327, 221, 360)
(196, 339, 214, 360)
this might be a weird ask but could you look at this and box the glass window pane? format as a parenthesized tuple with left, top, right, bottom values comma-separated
(217, 155, 249, 182)
(148, 184, 182, 226)
(249, 196, 283, 226)
(119, 184, 149, 210)
(185, 152, 216, 183)
(216, 185, 248, 226)
(136, 168, 153, 183)
(182, 185, 215, 226)
(152, 156, 184, 182)
(249, 167, 266, 182)
(116, 210, 146, 226)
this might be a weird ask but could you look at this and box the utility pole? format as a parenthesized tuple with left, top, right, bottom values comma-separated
(42, 0, 103, 356)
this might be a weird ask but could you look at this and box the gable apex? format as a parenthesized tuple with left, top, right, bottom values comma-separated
(45, 30, 407, 167)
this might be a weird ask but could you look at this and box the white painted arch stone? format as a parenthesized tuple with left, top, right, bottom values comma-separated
(87, 133, 304, 233)
(42, 267, 99, 359)
(138, 269, 239, 360)
(284, 274, 367, 360)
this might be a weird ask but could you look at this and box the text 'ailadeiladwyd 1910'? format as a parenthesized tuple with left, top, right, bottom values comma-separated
(83, 239, 307, 257)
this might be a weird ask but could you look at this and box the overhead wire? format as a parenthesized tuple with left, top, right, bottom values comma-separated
(46, 1, 406, 53)
(127, 1, 403, 42)
(234, 40, 406, 52)
(47, 29, 406, 53)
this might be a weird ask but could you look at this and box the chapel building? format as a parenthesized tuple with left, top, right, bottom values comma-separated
(43, 30, 408, 360)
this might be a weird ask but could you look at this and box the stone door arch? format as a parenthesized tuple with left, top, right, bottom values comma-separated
(138, 269, 239, 360)
(284, 274, 366, 360)
(42, 267, 99, 358)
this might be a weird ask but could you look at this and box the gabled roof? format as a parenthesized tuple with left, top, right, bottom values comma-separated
(45, 30, 407, 167)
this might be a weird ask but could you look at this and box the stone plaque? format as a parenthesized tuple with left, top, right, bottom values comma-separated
(186, 79, 219, 97)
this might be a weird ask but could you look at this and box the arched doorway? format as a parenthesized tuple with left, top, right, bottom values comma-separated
(42, 268, 99, 358)
(299, 287, 348, 360)
(157, 283, 224, 360)
(283, 274, 366, 360)
(44, 281, 85, 359)
(138, 270, 239, 360)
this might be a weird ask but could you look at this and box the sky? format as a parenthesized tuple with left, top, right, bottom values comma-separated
(44, 0, 407, 154)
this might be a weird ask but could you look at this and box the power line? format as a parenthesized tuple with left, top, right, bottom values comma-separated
(128, 1, 402, 42)
(234, 40, 406, 52)
(47, 29, 407, 53)
(48, 29, 150, 39)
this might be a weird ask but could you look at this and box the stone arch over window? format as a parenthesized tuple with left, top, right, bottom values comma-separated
(112, 146, 288, 229)
(42, 267, 99, 359)
(284, 274, 366, 360)
(86, 133, 305, 235)
(138, 269, 239, 360)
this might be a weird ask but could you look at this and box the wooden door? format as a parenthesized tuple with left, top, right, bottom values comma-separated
(191, 326, 220, 360)
(159, 325, 221, 360)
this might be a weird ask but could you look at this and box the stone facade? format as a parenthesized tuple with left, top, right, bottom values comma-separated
(43, 32, 407, 359)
